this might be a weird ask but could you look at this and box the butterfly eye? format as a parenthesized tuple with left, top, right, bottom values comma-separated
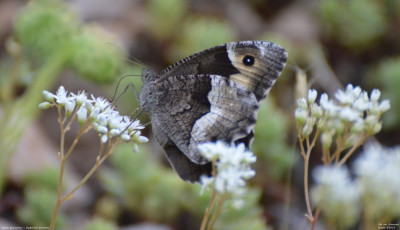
(242, 55, 255, 66)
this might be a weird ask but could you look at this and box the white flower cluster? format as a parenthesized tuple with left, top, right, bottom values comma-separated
(295, 84, 390, 147)
(39, 86, 148, 146)
(311, 143, 400, 227)
(311, 166, 360, 228)
(354, 143, 400, 220)
(198, 141, 256, 207)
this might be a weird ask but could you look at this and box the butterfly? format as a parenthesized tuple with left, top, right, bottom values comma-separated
(139, 41, 287, 182)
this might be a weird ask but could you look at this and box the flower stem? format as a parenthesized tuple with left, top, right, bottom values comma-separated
(338, 135, 366, 166)
(62, 141, 114, 202)
(50, 107, 66, 230)
(50, 158, 66, 230)
(207, 194, 226, 230)
(200, 190, 217, 230)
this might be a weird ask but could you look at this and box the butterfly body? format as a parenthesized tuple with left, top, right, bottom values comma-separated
(140, 41, 287, 182)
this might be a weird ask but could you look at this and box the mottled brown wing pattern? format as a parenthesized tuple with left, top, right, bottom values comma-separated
(140, 41, 287, 182)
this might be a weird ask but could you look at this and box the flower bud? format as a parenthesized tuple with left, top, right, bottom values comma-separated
(77, 106, 87, 125)
(295, 108, 308, 126)
(308, 89, 318, 104)
(38, 102, 51, 109)
(311, 104, 323, 118)
(297, 98, 308, 110)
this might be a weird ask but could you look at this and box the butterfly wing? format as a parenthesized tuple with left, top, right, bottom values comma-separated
(146, 74, 259, 182)
(140, 41, 287, 182)
(160, 41, 287, 101)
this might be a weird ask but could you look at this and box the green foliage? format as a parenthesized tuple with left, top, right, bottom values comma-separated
(318, 0, 387, 52)
(100, 145, 270, 228)
(169, 16, 235, 62)
(13, 0, 123, 83)
(369, 57, 400, 129)
(253, 100, 296, 180)
(14, 0, 78, 60)
(68, 26, 123, 83)
(100, 144, 188, 221)
(94, 196, 120, 221)
(22, 167, 60, 191)
(83, 217, 117, 230)
(214, 188, 271, 230)
(147, 0, 188, 39)
(16, 168, 65, 229)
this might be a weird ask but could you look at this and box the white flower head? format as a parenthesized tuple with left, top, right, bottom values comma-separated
(311, 165, 360, 228)
(198, 141, 256, 201)
(39, 86, 150, 150)
(354, 143, 400, 220)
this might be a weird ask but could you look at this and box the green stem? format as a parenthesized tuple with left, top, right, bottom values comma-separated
(50, 158, 66, 230)
(337, 135, 366, 166)
(50, 107, 66, 230)
(200, 190, 217, 230)
(207, 194, 227, 230)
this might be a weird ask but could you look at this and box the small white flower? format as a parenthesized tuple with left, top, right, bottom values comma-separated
(198, 141, 228, 160)
(77, 105, 88, 124)
(335, 87, 354, 105)
(90, 107, 101, 121)
(71, 91, 89, 106)
(339, 107, 360, 122)
(297, 98, 308, 109)
(55, 86, 69, 105)
(310, 104, 323, 118)
(308, 89, 318, 104)
(295, 108, 308, 125)
(91, 95, 111, 111)
(378, 100, 390, 113)
(353, 96, 371, 111)
(320, 93, 339, 115)
(370, 89, 381, 102)
(302, 117, 316, 137)
(64, 100, 76, 116)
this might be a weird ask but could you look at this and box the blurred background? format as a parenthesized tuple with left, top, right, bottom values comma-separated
(0, 0, 399, 229)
